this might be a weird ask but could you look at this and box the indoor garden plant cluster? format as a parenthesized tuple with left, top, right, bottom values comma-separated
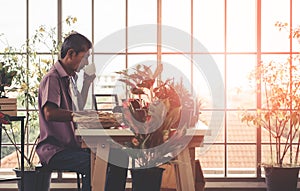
(117, 63, 200, 191)
(241, 21, 300, 191)
(0, 16, 77, 191)
(0, 16, 77, 171)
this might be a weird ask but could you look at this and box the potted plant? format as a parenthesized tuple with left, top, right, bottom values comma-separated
(117, 63, 200, 191)
(0, 47, 19, 116)
(0, 61, 18, 117)
(240, 21, 300, 190)
(0, 61, 17, 98)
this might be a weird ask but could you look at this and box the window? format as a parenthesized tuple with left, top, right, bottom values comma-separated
(0, 0, 299, 180)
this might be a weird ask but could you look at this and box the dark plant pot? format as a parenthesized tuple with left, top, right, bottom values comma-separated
(264, 166, 300, 191)
(14, 168, 51, 191)
(131, 167, 165, 191)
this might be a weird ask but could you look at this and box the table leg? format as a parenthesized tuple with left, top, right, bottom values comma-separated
(189, 148, 196, 181)
(91, 142, 110, 191)
(175, 148, 196, 191)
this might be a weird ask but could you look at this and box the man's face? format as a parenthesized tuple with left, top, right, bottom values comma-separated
(76, 50, 90, 72)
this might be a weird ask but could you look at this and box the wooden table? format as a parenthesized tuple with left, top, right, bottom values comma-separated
(75, 128, 207, 191)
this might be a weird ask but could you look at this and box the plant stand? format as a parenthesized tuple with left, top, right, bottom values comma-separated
(14, 169, 51, 191)
(130, 167, 165, 191)
(264, 166, 300, 191)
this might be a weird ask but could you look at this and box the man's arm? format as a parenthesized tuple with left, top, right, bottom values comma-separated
(43, 102, 73, 122)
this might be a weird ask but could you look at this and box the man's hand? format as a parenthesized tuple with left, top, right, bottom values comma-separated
(83, 73, 96, 84)
(83, 62, 96, 84)
(83, 62, 96, 76)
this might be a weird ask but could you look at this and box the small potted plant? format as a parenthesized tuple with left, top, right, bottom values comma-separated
(117, 63, 200, 191)
(0, 60, 18, 116)
(241, 60, 300, 190)
(241, 26, 300, 190)
(0, 61, 17, 98)
(241, 22, 300, 191)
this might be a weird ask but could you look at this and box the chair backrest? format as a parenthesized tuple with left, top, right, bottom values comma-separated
(93, 94, 119, 112)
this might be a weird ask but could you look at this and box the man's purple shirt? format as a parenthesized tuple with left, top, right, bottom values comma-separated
(36, 61, 81, 164)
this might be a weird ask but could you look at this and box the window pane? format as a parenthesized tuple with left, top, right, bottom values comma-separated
(127, 54, 157, 68)
(227, 111, 256, 143)
(94, 0, 125, 48)
(62, 0, 92, 40)
(29, 0, 57, 48)
(29, 0, 57, 52)
(261, 0, 290, 52)
(0, 1, 26, 49)
(261, 54, 289, 64)
(292, 0, 300, 52)
(161, 54, 192, 89)
(0, 146, 20, 168)
(162, 0, 191, 52)
(227, 55, 256, 109)
(193, 65, 212, 103)
(194, 0, 225, 52)
(201, 110, 225, 145)
(94, 55, 126, 98)
(193, 54, 224, 109)
(227, 0, 256, 52)
(128, 27, 157, 53)
(128, 0, 156, 26)
(162, 0, 190, 33)
(198, 144, 225, 177)
(227, 145, 256, 177)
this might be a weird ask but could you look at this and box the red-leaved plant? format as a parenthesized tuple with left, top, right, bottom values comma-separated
(117, 64, 200, 168)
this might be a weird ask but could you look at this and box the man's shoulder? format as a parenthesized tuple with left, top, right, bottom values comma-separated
(40, 67, 65, 89)
(40, 68, 58, 82)
(45, 67, 59, 77)
(42, 61, 67, 80)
